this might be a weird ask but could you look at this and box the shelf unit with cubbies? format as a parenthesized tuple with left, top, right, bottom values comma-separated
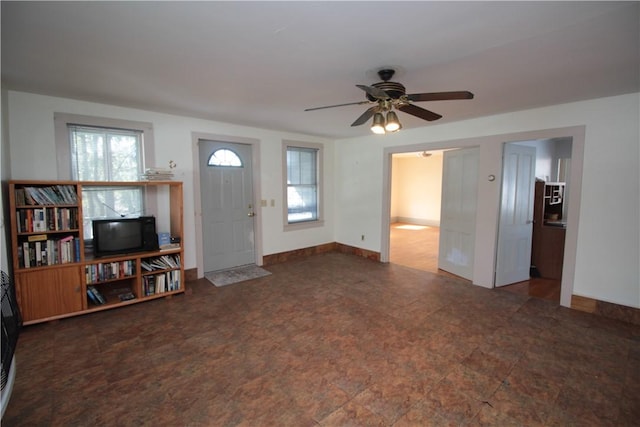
(9, 180, 184, 324)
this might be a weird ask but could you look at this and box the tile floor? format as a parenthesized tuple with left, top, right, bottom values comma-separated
(3, 252, 639, 426)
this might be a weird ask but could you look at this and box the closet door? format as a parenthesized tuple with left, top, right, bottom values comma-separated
(17, 265, 83, 322)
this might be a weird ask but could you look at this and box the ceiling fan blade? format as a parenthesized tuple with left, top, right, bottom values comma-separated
(356, 84, 390, 100)
(406, 91, 474, 102)
(397, 103, 442, 121)
(351, 106, 377, 127)
(304, 100, 371, 111)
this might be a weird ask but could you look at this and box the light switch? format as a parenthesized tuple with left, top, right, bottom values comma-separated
(261, 199, 267, 207)
(270, 199, 275, 207)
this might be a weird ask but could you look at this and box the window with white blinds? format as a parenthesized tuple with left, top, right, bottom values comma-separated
(285, 143, 322, 225)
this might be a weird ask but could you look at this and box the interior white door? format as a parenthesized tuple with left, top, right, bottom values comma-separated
(438, 147, 479, 280)
(199, 140, 255, 272)
(495, 143, 536, 287)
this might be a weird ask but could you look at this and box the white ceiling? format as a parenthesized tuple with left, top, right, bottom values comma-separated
(2, 1, 639, 139)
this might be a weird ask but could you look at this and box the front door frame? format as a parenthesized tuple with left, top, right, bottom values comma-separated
(381, 126, 585, 308)
(192, 132, 263, 279)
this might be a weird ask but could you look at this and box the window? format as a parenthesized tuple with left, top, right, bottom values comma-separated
(55, 114, 155, 240)
(208, 148, 242, 167)
(284, 142, 323, 227)
(69, 125, 143, 181)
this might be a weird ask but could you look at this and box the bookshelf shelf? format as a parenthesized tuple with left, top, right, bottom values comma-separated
(9, 180, 185, 324)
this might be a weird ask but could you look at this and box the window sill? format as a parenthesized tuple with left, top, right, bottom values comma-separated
(284, 219, 324, 232)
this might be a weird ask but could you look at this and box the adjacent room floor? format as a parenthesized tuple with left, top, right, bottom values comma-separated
(389, 222, 561, 303)
(3, 252, 639, 425)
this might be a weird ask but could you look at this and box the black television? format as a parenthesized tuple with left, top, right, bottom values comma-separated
(92, 216, 158, 257)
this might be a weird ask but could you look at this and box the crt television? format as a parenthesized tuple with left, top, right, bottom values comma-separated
(92, 216, 158, 257)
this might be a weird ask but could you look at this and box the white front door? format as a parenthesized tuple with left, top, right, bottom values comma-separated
(438, 147, 479, 280)
(199, 140, 255, 272)
(495, 143, 536, 287)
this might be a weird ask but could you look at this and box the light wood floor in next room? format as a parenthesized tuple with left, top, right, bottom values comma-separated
(389, 222, 561, 303)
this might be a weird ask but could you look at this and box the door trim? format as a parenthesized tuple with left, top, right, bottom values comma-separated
(192, 132, 263, 279)
(381, 125, 585, 308)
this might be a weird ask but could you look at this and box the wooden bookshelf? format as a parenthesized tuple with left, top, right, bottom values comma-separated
(9, 180, 184, 324)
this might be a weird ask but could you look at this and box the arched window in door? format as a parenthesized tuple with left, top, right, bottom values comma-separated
(207, 148, 243, 167)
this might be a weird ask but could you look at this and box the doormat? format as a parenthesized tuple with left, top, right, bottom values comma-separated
(205, 265, 271, 287)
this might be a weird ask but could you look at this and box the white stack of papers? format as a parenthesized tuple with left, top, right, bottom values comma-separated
(141, 167, 174, 180)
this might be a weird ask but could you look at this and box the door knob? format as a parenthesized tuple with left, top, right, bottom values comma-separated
(248, 212, 256, 217)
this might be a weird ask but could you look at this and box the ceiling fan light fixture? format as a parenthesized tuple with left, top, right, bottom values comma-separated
(385, 110, 401, 132)
(371, 112, 386, 134)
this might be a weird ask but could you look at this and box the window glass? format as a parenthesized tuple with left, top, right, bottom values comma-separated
(70, 126, 142, 181)
(208, 149, 243, 167)
(68, 125, 145, 240)
(287, 146, 318, 223)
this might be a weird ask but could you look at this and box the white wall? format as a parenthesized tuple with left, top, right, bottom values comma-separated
(5, 90, 639, 310)
(517, 139, 556, 181)
(334, 93, 640, 309)
(5, 91, 335, 272)
(391, 154, 442, 226)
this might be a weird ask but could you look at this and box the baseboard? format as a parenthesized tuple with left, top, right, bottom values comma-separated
(334, 243, 381, 262)
(392, 217, 440, 227)
(262, 242, 380, 266)
(571, 295, 640, 326)
(184, 268, 198, 282)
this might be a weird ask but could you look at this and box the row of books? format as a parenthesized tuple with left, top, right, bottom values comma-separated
(15, 185, 78, 206)
(143, 270, 181, 296)
(140, 254, 181, 271)
(16, 207, 79, 233)
(85, 260, 137, 284)
(18, 235, 80, 268)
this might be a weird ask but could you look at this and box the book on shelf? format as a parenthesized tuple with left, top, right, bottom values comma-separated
(140, 254, 181, 271)
(142, 270, 181, 295)
(118, 292, 136, 302)
(27, 234, 47, 242)
(85, 259, 136, 283)
(143, 275, 156, 296)
(18, 235, 79, 268)
(16, 185, 78, 206)
(16, 207, 78, 233)
(87, 285, 106, 304)
(86, 288, 100, 305)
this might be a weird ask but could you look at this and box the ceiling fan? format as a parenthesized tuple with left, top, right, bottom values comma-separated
(304, 69, 474, 134)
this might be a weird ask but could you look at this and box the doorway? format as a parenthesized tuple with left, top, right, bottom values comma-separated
(389, 147, 480, 281)
(198, 140, 256, 273)
(389, 150, 444, 273)
(498, 137, 573, 302)
(381, 127, 584, 308)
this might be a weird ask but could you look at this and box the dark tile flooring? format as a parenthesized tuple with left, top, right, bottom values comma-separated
(3, 253, 640, 426)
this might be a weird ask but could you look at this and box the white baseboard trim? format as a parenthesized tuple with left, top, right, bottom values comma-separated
(391, 217, 440, 227)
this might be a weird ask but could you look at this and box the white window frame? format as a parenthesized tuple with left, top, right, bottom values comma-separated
(54, 113, 155, 179)
(54, 113, 157, 239)
(282, 140, 324, 231)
